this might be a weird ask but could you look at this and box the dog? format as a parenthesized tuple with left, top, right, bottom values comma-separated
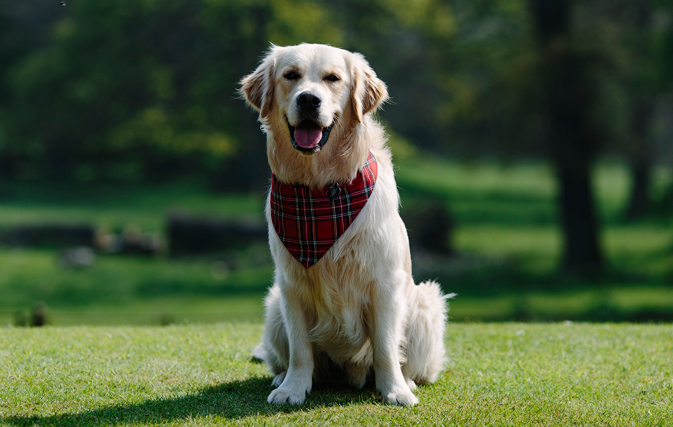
(240, 43, 452, 406)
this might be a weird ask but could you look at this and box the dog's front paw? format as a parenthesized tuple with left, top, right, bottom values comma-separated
(381, 389, 419, 406)
(267, 386, 309, 405)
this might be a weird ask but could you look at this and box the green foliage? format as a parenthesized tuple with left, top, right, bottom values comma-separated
(1, 324, 671, 426)
(1, 0, 670, 183)
(1, 0, 345, 182)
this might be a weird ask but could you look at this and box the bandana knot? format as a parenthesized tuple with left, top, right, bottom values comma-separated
(270, 151, 378, 268)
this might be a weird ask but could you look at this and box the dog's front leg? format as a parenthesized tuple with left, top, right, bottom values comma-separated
(370, 270, 418, 406)
(267, 287, 314, 405)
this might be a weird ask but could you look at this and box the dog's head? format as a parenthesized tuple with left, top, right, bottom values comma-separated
(240, 44, 388, 156)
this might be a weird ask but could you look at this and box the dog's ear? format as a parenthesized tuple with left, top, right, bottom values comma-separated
(240, 48, 277, 119)
(350, 53, 389, 124)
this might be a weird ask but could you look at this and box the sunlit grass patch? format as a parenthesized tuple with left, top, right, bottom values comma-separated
(1, 323, 671, 426)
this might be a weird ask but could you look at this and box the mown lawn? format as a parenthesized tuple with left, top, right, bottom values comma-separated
(1, 323, 671, 426)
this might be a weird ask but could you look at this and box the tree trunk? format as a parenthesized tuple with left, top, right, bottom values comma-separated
(624, 101, 654, 220)
(625, 159, 651, 220)
(555, 158, 604, 272)
(530, 0, 604, 273)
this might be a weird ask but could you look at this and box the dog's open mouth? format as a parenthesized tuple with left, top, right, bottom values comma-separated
(287, 118, 335, 154)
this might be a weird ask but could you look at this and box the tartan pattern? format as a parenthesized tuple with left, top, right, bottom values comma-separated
(270, 151, 378, 268)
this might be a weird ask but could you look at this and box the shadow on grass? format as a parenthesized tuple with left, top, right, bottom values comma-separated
(2, 377, 381, 427)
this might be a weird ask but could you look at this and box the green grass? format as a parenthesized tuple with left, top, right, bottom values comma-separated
(2, 158, 673, 324)
(0, 248, 270, 326)
(0, 183, 263, 232)
(3, 245, 673, 326)
(397, 158, 673, 226)
(397, 158, 673, 279)
(1, 323, 671, 426)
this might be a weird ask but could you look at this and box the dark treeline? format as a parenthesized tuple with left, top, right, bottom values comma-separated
(0, 0, 672, 272)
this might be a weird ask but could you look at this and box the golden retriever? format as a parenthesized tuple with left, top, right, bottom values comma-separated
(240, 43, 451, 406)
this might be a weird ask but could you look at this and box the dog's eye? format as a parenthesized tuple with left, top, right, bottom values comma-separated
(284, 71, 300, 80)
(325, 74, 340, 82)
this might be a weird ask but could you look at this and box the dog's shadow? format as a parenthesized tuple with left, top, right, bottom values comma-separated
(2, 374, 382, 427)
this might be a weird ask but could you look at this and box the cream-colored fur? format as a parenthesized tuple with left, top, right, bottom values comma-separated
(240, 43, 452, 407)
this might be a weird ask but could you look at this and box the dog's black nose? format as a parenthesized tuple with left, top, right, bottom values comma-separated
(297, 92, 321, 111)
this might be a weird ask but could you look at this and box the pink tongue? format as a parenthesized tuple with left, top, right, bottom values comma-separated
(294, 122, 323, 149)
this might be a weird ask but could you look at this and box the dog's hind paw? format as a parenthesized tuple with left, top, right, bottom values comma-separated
(271, 371, 286, 388)
(267, 386, 308, 405)
(346, 364, 369, 389)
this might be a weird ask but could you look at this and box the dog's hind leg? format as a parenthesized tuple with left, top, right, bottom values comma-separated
(402, 281, 453, 385)
(255, 284, 290, 385)
(344, 361, 370, 389)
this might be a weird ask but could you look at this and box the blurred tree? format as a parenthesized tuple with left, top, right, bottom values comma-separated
(623, 2, 656, 220)
(1, 0, 341, 187)
(433, 0, 533, 157)
(529, 0, 605, 273)
(0, 0, 71, 175)
(625, 1, 672, 219)
(0, 0, 669, 273)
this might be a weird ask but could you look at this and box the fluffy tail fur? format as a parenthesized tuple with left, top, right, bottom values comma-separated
(403, 281, 455, 384)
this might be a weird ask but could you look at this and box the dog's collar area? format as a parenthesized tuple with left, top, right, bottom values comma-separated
(286, 117, 335, 155)
(270, 151, 378, 268)
(327, 182, 341, 202)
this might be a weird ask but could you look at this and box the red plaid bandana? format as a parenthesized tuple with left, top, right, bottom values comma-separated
(270, 151, 378, 268)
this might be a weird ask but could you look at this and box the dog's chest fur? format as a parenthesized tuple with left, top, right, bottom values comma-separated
(265, 153, 406, 364)
(303, 256, 374, 363)
(273, 219, 376, 362)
